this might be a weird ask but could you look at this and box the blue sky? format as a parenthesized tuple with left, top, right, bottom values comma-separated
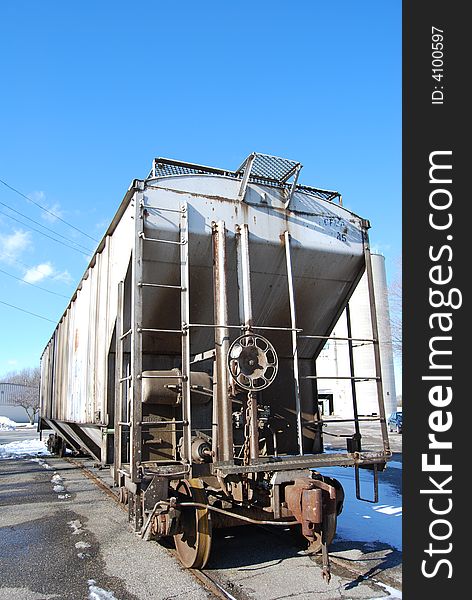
(0, 1, 401, 384)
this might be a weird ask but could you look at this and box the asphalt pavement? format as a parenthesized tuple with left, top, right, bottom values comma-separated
(0, 431, 211, 600)
(0, 427, 402, 599)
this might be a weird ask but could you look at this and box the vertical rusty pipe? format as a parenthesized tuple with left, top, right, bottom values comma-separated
(212, 221, 233, 463)
(248, 392, 259, 461)
(211, 384, 219, 460)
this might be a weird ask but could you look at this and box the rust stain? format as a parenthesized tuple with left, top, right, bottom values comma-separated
(74, 329, 79, 352)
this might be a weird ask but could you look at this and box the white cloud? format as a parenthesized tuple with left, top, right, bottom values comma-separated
(21, 262, 74, 287)
(29, 191, 64, 223)
(53, 270, 73, 285)
(42, 202, 64, 223)
(30, 190, 46, 202)
(23, 262, 54, 283)
(0, 230, 32, 263)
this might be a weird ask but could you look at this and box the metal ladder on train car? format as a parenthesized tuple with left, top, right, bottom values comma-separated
(296, 243, 391, 503)
(114, 192, 192, 487)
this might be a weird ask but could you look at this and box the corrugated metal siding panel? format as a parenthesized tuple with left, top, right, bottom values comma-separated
(0, 383, 34, 406)
(88, 261, 98, 421)
(95, 244, 110, 422)
(40, 202, 134, 425)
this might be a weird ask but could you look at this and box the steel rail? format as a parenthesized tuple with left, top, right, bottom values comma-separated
(63, 457, 247, 600)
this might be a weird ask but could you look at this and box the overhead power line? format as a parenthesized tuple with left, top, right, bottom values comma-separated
(0, 208, 92, 256)
(0, 267, 69, 299)
(0, 178, 100, 243)
(0, 254, 46, 272)
(0, 298, 56, 323)
(0, 199, 94, 254)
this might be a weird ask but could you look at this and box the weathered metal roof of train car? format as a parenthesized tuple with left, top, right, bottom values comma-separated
(41, 153, 369, 357)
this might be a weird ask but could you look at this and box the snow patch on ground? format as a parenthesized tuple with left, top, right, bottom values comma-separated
(0, 439, 50, 459)
(87, 580, 118, 600)
(31, 457, 53, 469)
(0, 416, 17, 430)
(50, 472, 70, 499)
(68, 520, 84, 535)
(75, 530, 91, 560)
(373, 581, 403, 598)
(319, 465, 402, 551)
(1, 437, 71, 500)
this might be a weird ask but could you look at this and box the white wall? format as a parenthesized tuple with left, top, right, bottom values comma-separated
(0, 404, 32, 423)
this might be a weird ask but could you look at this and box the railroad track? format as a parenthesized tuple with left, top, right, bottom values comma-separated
(65, 457, 243, 600)
(64, 457, 401, 599)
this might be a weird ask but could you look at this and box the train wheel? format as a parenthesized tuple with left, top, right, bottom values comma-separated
(47, 434, 66, 456)
(173, 478, 212, 569)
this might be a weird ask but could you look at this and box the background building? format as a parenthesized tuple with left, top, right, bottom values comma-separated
(316, 253, 397, 418)
(0, 382, 36, 423)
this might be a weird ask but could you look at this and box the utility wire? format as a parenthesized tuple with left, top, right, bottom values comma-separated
(0, 299, 56, 323)
(0, 199, 94, 254)
(0, 254, 38, 271)
(0, 178, 99, 243)
(0, 254, 73, 277)
(0, 254, 70, 281)
(0, 267, 70, 299)
(0, 209, 92, 256)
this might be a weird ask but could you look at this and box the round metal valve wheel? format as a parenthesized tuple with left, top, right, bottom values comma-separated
(173, 478, 212, 569)
(228, 333, 278, 391)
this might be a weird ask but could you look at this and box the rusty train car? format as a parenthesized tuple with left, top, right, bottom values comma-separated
(39, 153, 391, 577)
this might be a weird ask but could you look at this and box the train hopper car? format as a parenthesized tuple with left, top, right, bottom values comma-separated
(40, 153, 391, 579)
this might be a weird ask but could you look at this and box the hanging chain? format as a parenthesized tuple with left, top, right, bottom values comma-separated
(243, 393, 252, 467)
